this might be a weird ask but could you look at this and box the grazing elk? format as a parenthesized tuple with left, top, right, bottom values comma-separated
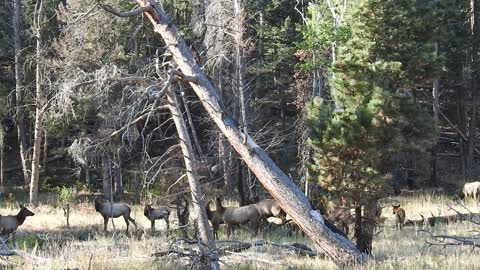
(206, 200, 224, 239)
(144, 204, 170, 233)
(94, 198, 137, 234)
(215, 197, 261, 237)
(0, 205, 34, 244)
(392, 204, 406, 230)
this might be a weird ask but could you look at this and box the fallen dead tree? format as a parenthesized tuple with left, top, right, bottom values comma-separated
(422, 203, 480, 249)
(101, 1, 365, 265)
(152, 238, 324, 262)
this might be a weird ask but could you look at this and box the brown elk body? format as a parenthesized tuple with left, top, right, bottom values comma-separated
(253, 199, 284, 219)
(94, 199, 137, 233)
(0, 205, 34, 243)
(392, 204, 406, 230)
(144, 205, 170, 232)
(206, 200, 224, 239)
(215, 197, 261, 237)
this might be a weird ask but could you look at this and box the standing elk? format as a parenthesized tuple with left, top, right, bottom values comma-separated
(144, 204, 170, 233)
(0, 205, 34, 245)
(94, 198, 137, 234)
(206, 200, 224, 239)
(215, 197, 261, 237)
(392, 204, 406, 230)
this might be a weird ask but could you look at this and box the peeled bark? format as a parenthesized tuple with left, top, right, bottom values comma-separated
(166, 86, 219, 270)
(129, 1, 366, 264)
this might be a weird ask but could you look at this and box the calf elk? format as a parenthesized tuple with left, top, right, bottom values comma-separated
(215, 197, 261, 237)
(94, 198, 137, 234)
(392, 204, 406, 230)
(144, 205, 170, 233)
(0, 205, 34, 244)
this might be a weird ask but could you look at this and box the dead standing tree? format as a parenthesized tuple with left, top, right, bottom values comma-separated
(101, 1, 366, 265)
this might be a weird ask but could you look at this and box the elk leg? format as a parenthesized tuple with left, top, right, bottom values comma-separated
(124, 216, 130, 234)
(165, 218, 170, 234)
(151, 220, 155, 232)
(103, 217, 108, 232)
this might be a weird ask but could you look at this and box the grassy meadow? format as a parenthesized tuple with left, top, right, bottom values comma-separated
(0, 192, 480, 269)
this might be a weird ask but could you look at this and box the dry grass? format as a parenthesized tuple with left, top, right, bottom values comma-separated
(0, 192, 480, 269)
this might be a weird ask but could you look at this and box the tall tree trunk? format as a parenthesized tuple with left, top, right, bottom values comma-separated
(129, 1, 366, 264)
(29, 0, 44, 206)
(102, 155, 112, 200)
(254, 10, 264, 100)
(431, 42, 440, 186)
(467, 0, 479, 178)
(217, 58, 234, 194)
(13, 0, 30, 185)
(354, 201, 377, 254)
(166, 84, 219, 270)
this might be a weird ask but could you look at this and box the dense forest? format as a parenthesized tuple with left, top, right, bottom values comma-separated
(0, 0, 479, 269)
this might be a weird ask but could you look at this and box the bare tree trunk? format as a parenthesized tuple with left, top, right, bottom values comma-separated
(0, 147, 3, 188)
(128, 1, 365, 264)
(431, 42, 440, 186)
(102, 155, 112, 200)
(13, 0, 30, 185)
(217, 58, 235, 194)
(43, 130, 47, 167)
(181, 92, 204, 158)
(166, 84, 219, 270)
(467, 0, 479, 178)
(254, 10, 264, 100)
(29, 0, 44, 206)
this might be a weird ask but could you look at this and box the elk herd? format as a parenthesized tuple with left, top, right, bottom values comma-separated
(1, 181, 480, 246)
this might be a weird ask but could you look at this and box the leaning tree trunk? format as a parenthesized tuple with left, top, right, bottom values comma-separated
(166, 83, 219, 270)
(13, 0, 31, 185)
(29, 0, 44, 206)
(125, 1, 365, 265)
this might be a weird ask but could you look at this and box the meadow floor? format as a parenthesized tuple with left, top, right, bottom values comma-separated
(1, 192, 480, 269)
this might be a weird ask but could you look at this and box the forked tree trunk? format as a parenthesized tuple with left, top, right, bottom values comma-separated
(166, 86, 219, 270)
(29, 0, 44, 206)
(128, 1, 365, 264)
(13, 0, 31, 185)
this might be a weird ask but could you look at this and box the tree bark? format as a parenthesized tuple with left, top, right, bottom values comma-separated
(467, 0, 479, 178)
(354, 201, 377, 254)
(102, 155, 112, 200)
(29, 0, 44, 206)
(128, 1, 366, 264)
(166, 83, 219, 270)
(13, 0, 31, 185)
(431, 42, 440, 186)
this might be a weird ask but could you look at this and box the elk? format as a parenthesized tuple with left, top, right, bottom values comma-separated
(253, 199, 285, 219)
(94, 198, 137, 234)
(462, 182, 480, 200)
(0, 205, 34, 244)
(392, 204, 406, 230)
(328, 197, 353, 236)
(215, 197, 261, 237)
(206, 200, 224, 239)
(144, 204, 170, 233)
